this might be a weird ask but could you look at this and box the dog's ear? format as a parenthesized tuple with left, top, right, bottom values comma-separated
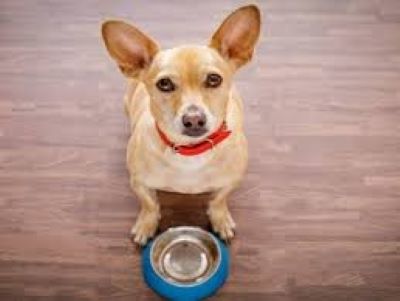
(101, 21, 159, 77)
(210, 5, 261, 69)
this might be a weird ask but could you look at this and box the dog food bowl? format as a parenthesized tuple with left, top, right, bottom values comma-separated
(142, 226, 229, 301)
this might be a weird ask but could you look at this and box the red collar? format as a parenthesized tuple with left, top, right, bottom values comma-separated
(155, 122, 231, 156)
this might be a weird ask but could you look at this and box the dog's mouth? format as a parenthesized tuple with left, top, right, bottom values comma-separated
(182, 127, 208, 137)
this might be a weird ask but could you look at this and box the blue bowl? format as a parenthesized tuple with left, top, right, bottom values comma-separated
(142, 226, 229, 301)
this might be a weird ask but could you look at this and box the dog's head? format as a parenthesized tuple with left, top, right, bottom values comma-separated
(102, 5, 261, 144)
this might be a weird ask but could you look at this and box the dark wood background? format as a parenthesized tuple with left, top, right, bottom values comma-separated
(1, 0, 400, 300)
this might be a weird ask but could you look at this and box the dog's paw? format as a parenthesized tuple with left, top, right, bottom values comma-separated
(130, 211, 160, 245)
(208, 208, 236, 241)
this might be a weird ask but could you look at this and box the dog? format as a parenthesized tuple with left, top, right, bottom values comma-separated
(101, 5, 261, 245)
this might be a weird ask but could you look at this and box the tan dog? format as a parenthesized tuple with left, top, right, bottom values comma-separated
(101, 5, 261, 245)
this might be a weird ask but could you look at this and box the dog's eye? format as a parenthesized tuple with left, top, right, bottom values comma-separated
(205, 73, 223, 88)
(156, 77, 175, 92)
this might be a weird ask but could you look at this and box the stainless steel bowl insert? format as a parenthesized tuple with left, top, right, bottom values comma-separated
(150, 227, 220, 285)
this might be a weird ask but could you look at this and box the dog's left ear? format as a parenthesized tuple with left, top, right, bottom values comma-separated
(210, 5, 261, 69)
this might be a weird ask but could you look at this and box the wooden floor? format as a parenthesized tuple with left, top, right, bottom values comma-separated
(1, 0, 400, 300)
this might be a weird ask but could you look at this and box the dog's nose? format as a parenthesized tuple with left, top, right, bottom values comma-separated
(182, 113, 207, 129)
(181, 106, 207, 137)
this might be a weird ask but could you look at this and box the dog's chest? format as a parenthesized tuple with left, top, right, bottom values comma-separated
(139, 147, 241, 194)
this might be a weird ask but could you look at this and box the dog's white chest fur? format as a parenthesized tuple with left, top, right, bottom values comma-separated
(147, 152, 217, 193)
(131, 135, 245, 194)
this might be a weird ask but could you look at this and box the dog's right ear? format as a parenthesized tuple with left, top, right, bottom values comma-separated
(101, 21, 159, 78)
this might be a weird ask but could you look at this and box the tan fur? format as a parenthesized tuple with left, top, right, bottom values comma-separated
(101, 5, 261, 244)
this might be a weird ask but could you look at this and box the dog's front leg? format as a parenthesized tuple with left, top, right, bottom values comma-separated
(208, 186, 237, 240)
(130, 180, 160, 245)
